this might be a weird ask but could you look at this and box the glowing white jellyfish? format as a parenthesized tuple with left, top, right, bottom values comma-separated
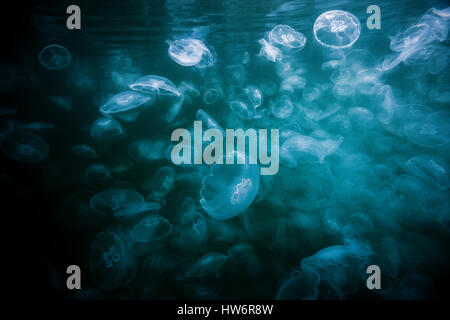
(99, 91, 151, 115)
(39, 44, 71, 70)
(90, 188, 146, 217)
(258, 39, 282, 62)
(129, 75, 180, 96)
(269, 24, 307, 49)
(200, 151, 260, 220)
(313, 10, 361, 49)
(167, 38, 215, 68)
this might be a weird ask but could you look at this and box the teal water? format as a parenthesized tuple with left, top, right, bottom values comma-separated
(1, 0, 450, 299)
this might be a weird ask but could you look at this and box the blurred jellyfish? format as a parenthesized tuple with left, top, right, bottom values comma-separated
(167, 38, 215, 68)
(225, 64, 247, 86)
(90, 117, 124, 141)
(129, 214, 172, 242)
(203, 87, 223, 105)
(258, 39, 282, 62)
(313, 10, 361, 49)
(153, 166, 176, 197)
(196, 109, 224, 132)
(60, 191, 106, 231)
(260, 81, 278, 97)
(404, 112, 450, 147)
(84, 163, 111, 181)
(39, 44, 71, 70)
(271, 95, 294, 119)
(281, 75, 306, 92)
(244, 85, 263, 108)
(107, 154, 134, 174)
(128, 138, 167, 162)
(129, 75, 180, 96)
(200, 151, 260, 220)
(89, 231, 136, 290)
(229, 99, 255, 120)
(175, 205, 208, 249)
(99, 91, 151, 116)
(348, 107, 375, 130)
(398, 156, 449, 191)
(185, 253, 229, 278)
(276, 268, 321, 300)
(1, 133, 49, 162)
(20, 122, 54, 132)
(90, 188, 146, 218)
(48, 96, 72, 111)
(71, 144, 98, 158)
(269, 25, 307, 50)
(280, 135, 326, 166)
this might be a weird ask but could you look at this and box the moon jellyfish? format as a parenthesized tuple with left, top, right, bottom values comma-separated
(1, 133, 49, 162)
(404, 112, 450, 147)
(128, 139, 167, 162)
(175, 203, 208, 249)
(200, 151, 260, 220)
(399, 156, 449, 191)
(196, 109, 224, 132)
(90, 117, 124, 141)
(84, 163, 111, 181)
(203, 88, 223, 105)
(271, 95, 294, 119)
(129, 75, 180, 96)
(229, 99, 255, 120)
(71, 144, 98, 158)
(313, 10, 361, 49)
(258, 39, 282, 62)
(39, 44, 71, 70)
(348, 107, 375, 130)
(99, 91, 150, 115)
(276, 268, 321, 300)
(280, 135, 326, 166)
(153, 166, 176, 197)
(60, 191, 106, 231)
(185, 253, 229, 278)
(129, 214, 172, 242)
(89, 231, 136, 291)
(167, 38, 215, 68)
(90, 188, 145, 218)
(269, 25, 307, 50)
(280, 75, 306, 92)
(244, 85, 263, 108)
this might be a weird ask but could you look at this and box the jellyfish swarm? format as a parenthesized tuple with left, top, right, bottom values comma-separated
(167, 38, 215, 68)
(99, 91, 151, 116)
(39, 44, 71, 70)
(313, 10, 361, 49)
(129, 75, 180, 96)
(200, 151, 260, 220)
(89, 231, 136, 290)
(269, 25, 307, 50)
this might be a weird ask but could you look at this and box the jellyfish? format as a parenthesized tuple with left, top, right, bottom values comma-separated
(71, 144, 98, 158)
(60, 191, 106, 231)
(39, 44, 71, 70)
(271, 95, 294, 119)
(90, 188, 146, 218)
(258, 39, 282, 62)
(200, 151, 260, 220)
(90, 117, 124, 141)
(280, 134, 326, 166)
(99, 91, 151, 115)
(128, 138, 167, 162)
(398, 156, 449, 191)
(1, 133, 49, 163)
(269, 25, 307, 50)
(229, 99, 255, 120)
(348, 107, 375, 130)
(89, 231, 136, 290)
(276, 268, 321, 300)
(20, 122, 54, 132)
(129, 214, 172, 242)
(244, 85, 263, 108)
(174, 205, 208, 249)
(84, 163, 111, 181)
(280, 75, 306, 92)
(153, 166, 176, 197)
(167, 38, 215, 68)
(185, 253, 229, 278)
(225, 64, 247, 86)
(129, 75, 180, 96)
(404, 112, 450, 147)
(203, 88, 223, 105)
(313, 10, 361, 49)
(196, 109, 224, 133)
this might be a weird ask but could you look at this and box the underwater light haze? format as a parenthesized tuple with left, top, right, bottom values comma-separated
(2, 0, 450, 300)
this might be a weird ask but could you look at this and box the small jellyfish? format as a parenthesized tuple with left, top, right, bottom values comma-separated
(90, 188, 146, 218)
(258, 39, 282, 62)
(404, 112, 450, 147)
(1, 133, 49, 163)
(313, 10, 361, 49)
(399, 156, 449, 191)
(348, 107, 375, 130)
(196, 109, 224, 132)
(71, 144, 98, 158)
(39, 44, 71, 70)
(271, 95, 294, 119)
(167, 38, 215, 68)
(84, 163, 111, 181)
(203, 88, 223, 105)
(60, 191, 105, 231)
(129, 75, 180, 96)
(229, 99, 255, 120)
(280, 75, 306, 92)
(269, 24, 307, 49)
(129, 214, 172, 242)
(175, 203, 208, 249)
(200, 151, 260, 220)
(128, 138, 167, 162)
(280, 134, 326, 166)
(225, 64, 247, 86)
(185, 253, 229, 278)
(153, 166, 176, 197)
(260, 81, 278, 97)
(244, 85, 263, 108)
(99, 91, 150, 115)
(90, 117, 124, 141)
(89, 231, 136, 290)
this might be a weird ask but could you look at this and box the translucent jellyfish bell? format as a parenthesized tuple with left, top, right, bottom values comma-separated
(99, 91, 150, 115)
(269, 25, 307, 49)
(313, 10, 361, 49)
(258, 39, 283, 62)
(1, 133, 49, 163)
(200, 151, 260, 220)
(90, 117, 124, 141)
(167, 38, 215, 68)
(71, 144, 98, 158)
(129, 75, 180, 96)
(39, 44, 71, 70)
(90, 188, 145, 218)
(128, 138, 167, 162)
(185, 253, 229, 278)
(129, 214, 172, 242)
(244, 85, 263, 108)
